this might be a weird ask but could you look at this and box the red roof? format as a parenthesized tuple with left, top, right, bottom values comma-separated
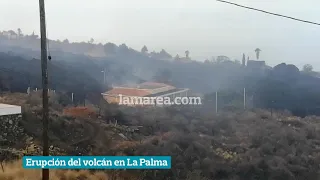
(140, 82, 171, 87)
(105, 88, 151, 97)
(138, 82, 175, 90)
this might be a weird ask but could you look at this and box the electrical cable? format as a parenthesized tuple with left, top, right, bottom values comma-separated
(216, 0, 320, 26)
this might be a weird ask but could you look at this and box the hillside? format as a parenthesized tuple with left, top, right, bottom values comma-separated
(0, 30, 247, 93)
(0, 52, 103, 105)
(2, 47, 320, 117)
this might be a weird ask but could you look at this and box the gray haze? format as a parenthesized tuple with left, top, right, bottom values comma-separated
(1, 0, 320, 70)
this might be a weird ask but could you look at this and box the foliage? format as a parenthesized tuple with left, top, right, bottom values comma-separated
(4, 92, 320, 180)
(302, 64, 313, 73)
(141, 45, 148, 54)
(118, 107, 320, 180)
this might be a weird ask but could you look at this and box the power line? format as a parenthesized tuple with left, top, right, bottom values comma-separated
(216, 0, 320, 26)
(44, 0, 51, 60)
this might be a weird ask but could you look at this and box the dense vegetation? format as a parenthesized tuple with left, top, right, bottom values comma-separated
(2, 92, 320, 180)
(123, 107, 320, 180)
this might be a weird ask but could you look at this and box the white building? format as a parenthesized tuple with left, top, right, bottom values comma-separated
(1, 30, 18, 40)
(0, 103, 21, 116)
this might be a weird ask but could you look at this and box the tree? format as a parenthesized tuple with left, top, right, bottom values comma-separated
(242, 53, 246, 66)
(174, 54, 180, 61)
(303, 64, 313, 73)
(273, 63, 300, 81)
(185, 50, 190, 59)
(89, 38, 94, 44)
(216, 56, 230, 63)
(119, 43, 129, 53)
(141, 45, 148, 54)
(211, 56, 216, 63)
(104, 42, 117, 54)
(63, 39, 69, 44)
(17, 28, 22, 37)
(8, 30, 16, 35)
(159, 49, 172, 59)
(30, 31, 38, 39)
(255, 48, 261, 60)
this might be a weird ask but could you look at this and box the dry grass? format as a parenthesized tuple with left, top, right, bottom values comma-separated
(0, 92, 27, 106)
(112, 141, 140, 150)
(63, 106, 98, 119)
(0, 160, 109, 180)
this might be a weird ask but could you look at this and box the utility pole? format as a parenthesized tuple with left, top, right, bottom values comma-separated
(215, 91, 218, 113)
(39, 0, 49, 179)
(104, 68, 106, 84)
(243, 88, 246, 110)
(101, 68, 106, 84)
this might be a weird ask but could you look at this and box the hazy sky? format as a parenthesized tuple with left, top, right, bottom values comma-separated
(1, 0, 320, 70)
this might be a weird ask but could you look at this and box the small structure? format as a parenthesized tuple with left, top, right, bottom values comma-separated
(246, 60, 271, 76)
(246, 60, 266, 69)
(0, 103, 21, 116)
(102, 82, 189, 106)
(0, 30, 18, 40)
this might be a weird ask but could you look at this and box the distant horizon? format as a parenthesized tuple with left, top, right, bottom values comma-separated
(2, 0, 320, 71)
(1, 28, 306, 71)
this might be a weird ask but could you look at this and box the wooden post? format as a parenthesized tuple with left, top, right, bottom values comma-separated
(244, 88, 246, 110)
(39, 0, 49, 179)
(215, 91, 218, 113)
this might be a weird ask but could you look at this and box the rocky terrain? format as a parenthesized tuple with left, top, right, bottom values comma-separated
(1, 92, 320, 179)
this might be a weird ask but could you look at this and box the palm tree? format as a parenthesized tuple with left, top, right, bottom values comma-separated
(255, 48, 261, 60)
